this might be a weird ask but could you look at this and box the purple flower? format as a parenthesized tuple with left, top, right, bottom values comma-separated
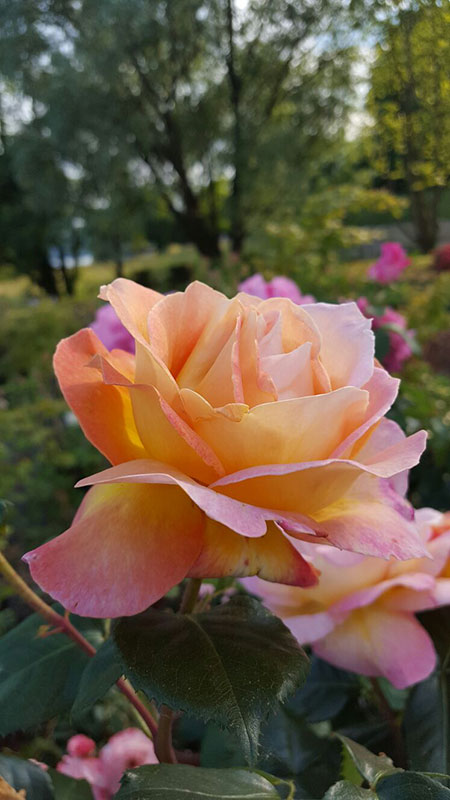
(239, 274, 315, 304)
(90, 304, 135, 353)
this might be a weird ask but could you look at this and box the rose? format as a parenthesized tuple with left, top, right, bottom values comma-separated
(238, 273, 315, 304)
(23, 279, 427, 618)
(356, 298, 415, 373)
(368, 242, 410, 283)
(90, 303, 135, 353)
(57, 729, 157, 800)
(245, 507, 450, 688)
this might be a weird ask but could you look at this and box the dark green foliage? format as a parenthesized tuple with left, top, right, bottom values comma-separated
(72, 637, 123, 720)
(404, 671, 449, 773)
(285, 657, 359, 723)
(48, 769, 94, 800)
(336, 736, 401, 786)
(0, 610, 103, 735)
(376, 772, 450, 799)
(114, 596, 309, 764)
(0, 755, 54, 800)
(323, 783, 373, 799)
(114, 765, 282, 799)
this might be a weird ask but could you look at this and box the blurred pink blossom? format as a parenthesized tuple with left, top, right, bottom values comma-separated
(368, 242, 410, 283)
(245, 506, 450, 689)
(57, 729, 157, 799)
(356, 297, 415, 372)
(91, 304, 135, 353)
(239, 274, 315, 304)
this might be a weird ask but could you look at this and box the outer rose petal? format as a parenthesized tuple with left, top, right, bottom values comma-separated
(304, 302, 374, 389)
(311, 474, 427, 559)
(99, 278, 162, 346)
(54, 329, 145, 465)
(23, 483, 204, 617)
(282, 611, 336, 644)
(332, 368, 399, 459)
(188, 520, 318, 587)
(313, 607, 436, 688)
(75, 459, 273, 537)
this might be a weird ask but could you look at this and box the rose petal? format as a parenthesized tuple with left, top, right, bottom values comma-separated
(146, 282, 228, 376)
(23, 483, 204, 617)
(313, 607, 436, 688)
(182, 386, 369, 475)
(304, 302, 374, 389)
(99, 278, 161, 345)
(188, 520, 318, 587)
(54, 329, 145, 465)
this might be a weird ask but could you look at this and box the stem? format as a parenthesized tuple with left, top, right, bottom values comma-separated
(179, 578, 202, 614)
(155, 579, 203, 764)
(0, 552, 158, 739)
(370, 678, 407, 768)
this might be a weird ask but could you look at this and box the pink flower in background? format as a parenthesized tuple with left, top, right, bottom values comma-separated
(357, 298, 415, 372)
(238, 274, 315, 304)
(91, 304, 135, 353)
(245, 505, 450, 689)
(57, 729, 157, 799)
(67, 734, 96, 758)
(368, 242, 410, 283)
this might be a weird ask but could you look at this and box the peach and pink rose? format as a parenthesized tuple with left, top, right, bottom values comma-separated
(245, 509, 450, 688)
(24, 280, 426, 617)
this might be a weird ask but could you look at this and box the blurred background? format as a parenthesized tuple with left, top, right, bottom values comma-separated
(0, 0, 449, 578)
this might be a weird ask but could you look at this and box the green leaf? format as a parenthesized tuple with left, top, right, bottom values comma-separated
(259, 707, 332, 777)
(0, 755, 54, 800)
(404, 671, 449, 773)
(0, 610, 103, 735)
(201, 723, 247, 768)
(374, 328, 391, 362)
(376, 678, 408, 712)
(340, 746, 363, 787)
(323, 781, 374, 799)
(285, 657, 358, 722)
(72, 637, 123, 719)
(114, 596, 309, 764)
(336, 736, 401, 786)
(376, 771, 450, 799)
(114, 764, 281, 798)
(49, 769, 94, 800)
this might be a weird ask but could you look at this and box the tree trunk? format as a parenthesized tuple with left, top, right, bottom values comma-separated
(115, 253, 124, 278)
(36, 254, 59, 297)
(410, 191, 439, 253)
(226, 0, 245, 254)
(59, 247, 75, 295)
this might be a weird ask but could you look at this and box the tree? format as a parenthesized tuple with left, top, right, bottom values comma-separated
(368, 2, 450, 252)
(0, 0, 359, 260)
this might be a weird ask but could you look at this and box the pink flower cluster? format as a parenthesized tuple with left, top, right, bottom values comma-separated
(57, 730, 157, 799)
(368, 242, 410, 284)
(238, 274, 315, 304)
(356, 298, 415, 372)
